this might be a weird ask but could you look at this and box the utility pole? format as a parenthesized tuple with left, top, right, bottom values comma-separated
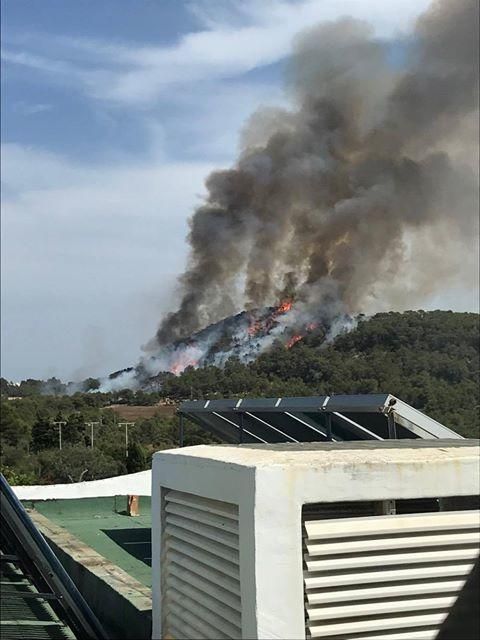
(118, 422, 135, 458)
(85, 422, 100, 449)
(52, 421, 66, 450)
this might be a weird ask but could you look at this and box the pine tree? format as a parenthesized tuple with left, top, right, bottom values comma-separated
(126, 441, 146, 473)
(31, 415, 57, 452)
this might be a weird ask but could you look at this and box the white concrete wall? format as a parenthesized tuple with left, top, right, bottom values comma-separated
(12, 470, 152, 500)
(151, 452, 257, 640)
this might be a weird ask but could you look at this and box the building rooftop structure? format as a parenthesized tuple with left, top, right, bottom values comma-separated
(152, 439, 480, 640)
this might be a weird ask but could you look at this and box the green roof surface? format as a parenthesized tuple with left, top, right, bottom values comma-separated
(23, 497, 152, 588)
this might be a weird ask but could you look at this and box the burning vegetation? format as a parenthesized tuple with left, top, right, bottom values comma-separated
(149, 297, 336, 379)
(103, 298, 350, 389)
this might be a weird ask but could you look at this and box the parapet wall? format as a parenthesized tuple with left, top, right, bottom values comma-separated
(13, 470, 152, 500)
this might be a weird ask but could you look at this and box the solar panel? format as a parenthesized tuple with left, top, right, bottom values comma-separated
(178, 394, 462, 444)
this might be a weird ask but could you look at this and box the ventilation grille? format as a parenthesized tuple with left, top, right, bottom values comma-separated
(162, 489, 242, 639)
(303, 501, 377, 520)
(303, 509, 480, 639)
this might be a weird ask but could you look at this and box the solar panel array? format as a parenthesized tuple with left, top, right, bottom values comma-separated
(178, 394, 462, 444)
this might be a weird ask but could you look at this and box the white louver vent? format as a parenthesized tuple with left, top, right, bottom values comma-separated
(162, 489, 242, 639)
(303, 509, 480, 640)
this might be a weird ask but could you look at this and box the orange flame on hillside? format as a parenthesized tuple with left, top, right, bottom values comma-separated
(247, 316, 263, 336)
(248, 299, 294, 337)
(286, 334, 303, 348)
(276, 299, 293, 314)
(170, 354, 199, 375)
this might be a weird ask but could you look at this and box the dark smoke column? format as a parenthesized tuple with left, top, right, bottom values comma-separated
(153, 0, 479, 349)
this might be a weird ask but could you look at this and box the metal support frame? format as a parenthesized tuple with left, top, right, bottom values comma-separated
(244, 411, 299, 443)
(326, 413, 333, 441)
(283, 411, 326, 440)
(211, 411, 266, 443)
(332, 411, 384, 440)
(387, 411, 397, 439)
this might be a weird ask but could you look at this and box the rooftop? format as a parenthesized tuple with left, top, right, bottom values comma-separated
(157, 438, 480, 469)
(24, 497, 152, 588)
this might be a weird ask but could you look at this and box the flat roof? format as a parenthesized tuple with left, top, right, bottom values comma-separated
(24, 497, 152, 587)
(157, 439, 480, 469)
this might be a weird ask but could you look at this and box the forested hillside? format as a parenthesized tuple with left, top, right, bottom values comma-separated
(160, 310, 479, 435)
(1, 310, 478, 485)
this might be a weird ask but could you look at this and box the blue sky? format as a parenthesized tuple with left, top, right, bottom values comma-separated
(4, 0, 469, 382)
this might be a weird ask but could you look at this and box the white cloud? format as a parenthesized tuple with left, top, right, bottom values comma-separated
(1, 142, 215, 281)
(160, 79, 287, 159)
(1, 143, 216, 378)
(3, 0, 431, 107)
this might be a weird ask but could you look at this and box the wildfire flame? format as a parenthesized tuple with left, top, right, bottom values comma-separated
(276, 299, 293, 314)
(286, 334, 303, 348)
(168, 298, 299, 375)
(247, 299, 294, 337)
(170, 353, 199, 375)
(247, 315, 263, 336)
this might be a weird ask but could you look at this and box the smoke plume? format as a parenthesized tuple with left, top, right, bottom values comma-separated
(152, 0, 478, 351)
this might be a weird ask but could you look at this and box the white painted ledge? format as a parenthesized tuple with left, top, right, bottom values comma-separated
(12, 470, 152, 500)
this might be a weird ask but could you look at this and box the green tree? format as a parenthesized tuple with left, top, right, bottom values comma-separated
(17, 379, 44, 396)
(82, 378, 100, 392)
(31, 416, 58, 452)
(0, 378, 15, 396)
(126, 441, 147, 473)
(1, 466, 36, 486)
(0, 401, 30, 448)
(43, 377, 66, 395)
(63, 413, 87, 447)
(37, 446, 123, 483)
